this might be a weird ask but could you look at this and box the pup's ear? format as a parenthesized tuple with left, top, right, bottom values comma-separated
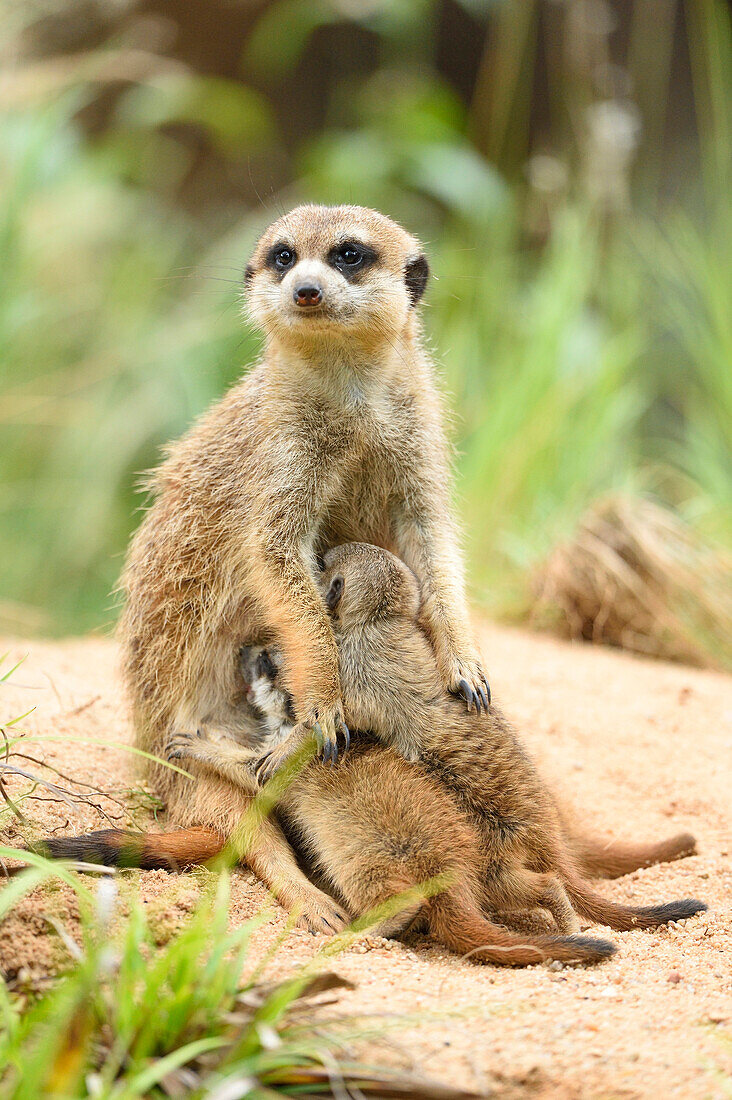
(325, 575, 344, 612)
(244, 263, 255, 283)
(404, 254, 429, 305)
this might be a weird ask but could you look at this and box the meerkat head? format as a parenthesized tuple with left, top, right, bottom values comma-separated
(316, 543, 421, 629)
(244, 205, 429, 351)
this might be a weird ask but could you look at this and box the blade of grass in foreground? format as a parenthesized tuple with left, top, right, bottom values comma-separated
(0, 845, 481, 1098)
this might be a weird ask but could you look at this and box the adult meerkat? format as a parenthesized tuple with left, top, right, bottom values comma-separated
(116, 204, 488, 928)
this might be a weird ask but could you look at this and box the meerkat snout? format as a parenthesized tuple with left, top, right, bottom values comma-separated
(293, 282, 323, 308)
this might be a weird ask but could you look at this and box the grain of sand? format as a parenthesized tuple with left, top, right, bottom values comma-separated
(1, 626, 730, 1098)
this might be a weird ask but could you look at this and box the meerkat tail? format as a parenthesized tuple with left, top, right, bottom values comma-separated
(33, 827, 225, 870)
(567, 831, 697, 879)
(561, 870, 707, 931)
(426, 889, 616, 967)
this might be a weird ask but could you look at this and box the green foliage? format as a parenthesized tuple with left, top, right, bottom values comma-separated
(0, 0, 729, 644)
(0, 846, 477, 1098)
(0, 860, 325, 1097)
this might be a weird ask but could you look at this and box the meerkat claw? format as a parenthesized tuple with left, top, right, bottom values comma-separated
(339, 720, 350, 752)
(458, 678, 478, 713)
(254, 753, 275, 785)
(477, 684, 489, 712)
(165, 732, 196, 760)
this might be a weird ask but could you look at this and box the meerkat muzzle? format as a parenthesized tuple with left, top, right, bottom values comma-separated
(293, 282, 323, 307)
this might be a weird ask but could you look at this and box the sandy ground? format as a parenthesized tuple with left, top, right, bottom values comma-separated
(0, 625, 730, 1099)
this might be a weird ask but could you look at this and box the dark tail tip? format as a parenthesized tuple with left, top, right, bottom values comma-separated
(554, 934, 618, 963)
(640, 898, 708, 924)
(32, 830, 143, 868)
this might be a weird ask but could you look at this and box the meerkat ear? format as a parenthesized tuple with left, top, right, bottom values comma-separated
(325, 575, 344, 612)
(404, 254, 429, 305)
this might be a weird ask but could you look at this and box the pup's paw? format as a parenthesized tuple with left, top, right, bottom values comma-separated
(165, 729, 205, 761)
(303, 701, 350, 766)
(255, 706, 350, 784)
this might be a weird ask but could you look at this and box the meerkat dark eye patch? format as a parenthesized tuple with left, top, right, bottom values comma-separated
(266, 244, 297, 277)
(328, 241, 377, 279)
(325, 575, 344, 612)
(404, 254, 429, 305)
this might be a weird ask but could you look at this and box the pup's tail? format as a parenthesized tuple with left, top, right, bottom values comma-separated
(562, 869, 707, 931)
(567, 831, 697, 880)
(32, 827, 225, 870)
(427, 888, 616, 967)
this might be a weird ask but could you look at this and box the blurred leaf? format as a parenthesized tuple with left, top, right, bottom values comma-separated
(117, 74, 275, 155)
(405, 142, 509, 223)
(243, 0, 336, 81)
(358, 71, 468, 144)
(300, 129, 399, 198)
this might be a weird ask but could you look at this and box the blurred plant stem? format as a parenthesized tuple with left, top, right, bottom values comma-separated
(470, 0, 538, 172)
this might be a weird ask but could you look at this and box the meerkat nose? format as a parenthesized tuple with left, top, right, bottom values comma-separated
(293, 283, 323, 307)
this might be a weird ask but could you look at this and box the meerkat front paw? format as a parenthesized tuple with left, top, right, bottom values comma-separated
(302, 700, 350, 765)
(445, 656, 491, 714)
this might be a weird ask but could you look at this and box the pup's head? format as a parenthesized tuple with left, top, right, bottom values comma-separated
(316, 543, 421, 629)
(244, 205, 429, 350)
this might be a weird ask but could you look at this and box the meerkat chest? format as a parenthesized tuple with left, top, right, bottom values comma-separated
(316, 395, 418, 540)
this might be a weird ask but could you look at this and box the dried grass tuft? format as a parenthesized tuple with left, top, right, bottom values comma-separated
(531, 495, 732, 668)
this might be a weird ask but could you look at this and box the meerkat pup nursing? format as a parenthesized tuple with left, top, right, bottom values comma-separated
(301, 543, 706, 934)
(37, 540, 703, 958)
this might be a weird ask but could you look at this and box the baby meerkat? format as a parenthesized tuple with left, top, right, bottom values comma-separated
(37, 627, 702, 963)
(119, 203, 488, 835)
(241, 543, 706, 936)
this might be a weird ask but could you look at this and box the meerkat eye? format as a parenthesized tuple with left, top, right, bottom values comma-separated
(340, 246, 362, 266)
(273, 247, 295, 270)
(330, 242, 374, 275)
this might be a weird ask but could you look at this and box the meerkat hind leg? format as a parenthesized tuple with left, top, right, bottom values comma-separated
(165, 741, 350, 935)
(490, 868, 580, 935)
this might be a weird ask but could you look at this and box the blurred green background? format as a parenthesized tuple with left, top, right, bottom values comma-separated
(0, 0, 729, 662)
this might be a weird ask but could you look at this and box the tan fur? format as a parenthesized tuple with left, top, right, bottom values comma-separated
(117, 205, 488, 926)
(244, 543, 705, 935)
(160, 731, 617, 965)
